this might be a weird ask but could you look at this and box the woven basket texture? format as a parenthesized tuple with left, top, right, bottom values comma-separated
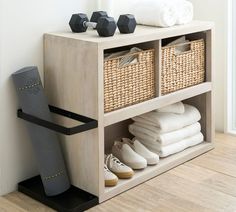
(104, 49, 155, 113)
(161, 39, 205, 95)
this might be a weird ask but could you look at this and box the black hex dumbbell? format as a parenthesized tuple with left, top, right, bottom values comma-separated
(90, 11, 108, 29)
(69, 12, 117, 37)
(117, 14, 137, 34)
(70, 11, 108, 31)
(90, 11, 108, 28)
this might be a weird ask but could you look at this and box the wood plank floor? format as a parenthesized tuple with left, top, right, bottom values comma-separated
(1, 133, 236, 212)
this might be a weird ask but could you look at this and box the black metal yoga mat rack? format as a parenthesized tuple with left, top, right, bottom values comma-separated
(17, 105, 98, 135)
(17, 105, 99, 212)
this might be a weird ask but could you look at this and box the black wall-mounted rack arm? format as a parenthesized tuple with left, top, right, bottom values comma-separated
(17, 105, 98, 135)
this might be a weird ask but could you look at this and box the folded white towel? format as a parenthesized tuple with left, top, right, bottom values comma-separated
(132, 104, 201, 133)
(129, 122, 201, 147)
(140, 133, 204, 157)
(155, 102, 185, 114)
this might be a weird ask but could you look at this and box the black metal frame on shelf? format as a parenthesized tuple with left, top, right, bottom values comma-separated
(17, 105, 99, 212)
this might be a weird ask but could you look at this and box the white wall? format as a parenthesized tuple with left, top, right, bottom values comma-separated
(189, 0, 229, 131)
(0, 0, 96, 195)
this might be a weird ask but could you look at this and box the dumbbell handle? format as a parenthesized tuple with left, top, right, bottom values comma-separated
(83, 21, 97, 29)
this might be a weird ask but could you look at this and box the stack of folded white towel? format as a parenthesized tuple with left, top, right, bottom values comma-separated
(129, 102, 204, 157)
(99, 0, 193, 27)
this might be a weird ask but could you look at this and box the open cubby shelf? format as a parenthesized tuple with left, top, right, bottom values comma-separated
(104, 142, 213, 199)
(44, 21, 214, 203)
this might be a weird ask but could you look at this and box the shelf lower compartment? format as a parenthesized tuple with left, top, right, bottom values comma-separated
(101, 142, 214, 202)
(104, 82, 212, 127)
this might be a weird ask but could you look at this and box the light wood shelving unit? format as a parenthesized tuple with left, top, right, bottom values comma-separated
(44, 21, 214, 203)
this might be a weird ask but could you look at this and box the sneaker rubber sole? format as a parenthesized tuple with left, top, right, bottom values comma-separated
(113, 171, 134, 179)
(105, 178, 118, 187)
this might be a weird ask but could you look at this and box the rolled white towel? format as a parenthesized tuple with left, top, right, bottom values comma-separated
(102, 0, 193, 27)
(140, 133, 204, 157)
(133, 0, 178, 27)
(129, 122, 201, 147)
(132, 104, 201, 133)
(155, 102, 185, 114)
(170, 0, 193, 25)
(103, 0, 178, 27)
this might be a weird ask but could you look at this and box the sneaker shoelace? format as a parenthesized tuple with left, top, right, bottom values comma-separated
(105, 154, 125, 169)
(104, 165, 112, 172)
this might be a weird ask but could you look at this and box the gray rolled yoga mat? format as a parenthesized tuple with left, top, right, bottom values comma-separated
(12, 66, 70, 196)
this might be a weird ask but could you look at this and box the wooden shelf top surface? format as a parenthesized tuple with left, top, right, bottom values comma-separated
(45, 21, 214, 49)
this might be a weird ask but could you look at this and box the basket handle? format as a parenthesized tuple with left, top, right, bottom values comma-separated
(117, 52, 140, 68)
(173, 42, 193, 55)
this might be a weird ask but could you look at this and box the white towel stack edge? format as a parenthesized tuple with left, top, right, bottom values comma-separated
(129, 102, 204, 157)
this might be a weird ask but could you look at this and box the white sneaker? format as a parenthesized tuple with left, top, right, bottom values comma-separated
(112, 141, 147, 170)
(105, 154, 134, 179)
(104, 164, 118, 187)
(122, 138, 159, 165)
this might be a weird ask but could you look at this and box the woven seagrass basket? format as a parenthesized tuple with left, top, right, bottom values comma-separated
(161, 39, 205, 95)
(104, 49, 155, 113)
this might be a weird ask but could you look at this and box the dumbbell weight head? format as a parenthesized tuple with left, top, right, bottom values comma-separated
(90, 11, 108, 29)
(69, 13, 89, 33)
(69, 13, 117, 37)
(90, 11, 108, 23)
(96, 17, 117, 37)
(117, 14, 137, 34)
